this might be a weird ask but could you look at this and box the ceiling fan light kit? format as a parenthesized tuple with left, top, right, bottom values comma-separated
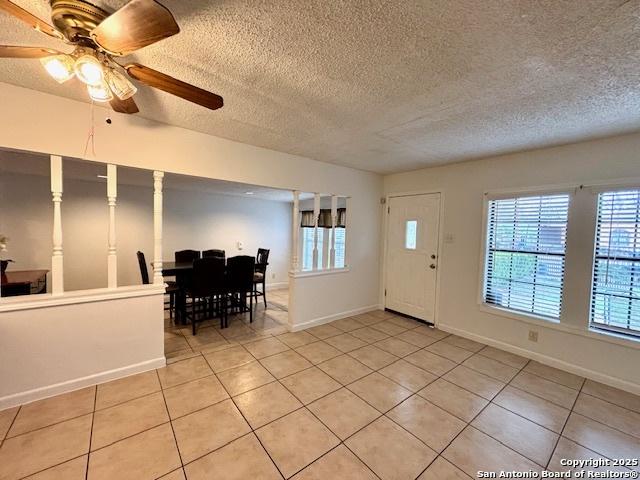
(0, 0, 224, 113)
(40, 53, 74, 83)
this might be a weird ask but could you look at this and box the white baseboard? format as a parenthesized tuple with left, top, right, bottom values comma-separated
(290, 304, 383, 332)
(0, 357, 166, 410)
(438, 323, 640, 397)
(265, 282, 288, 291)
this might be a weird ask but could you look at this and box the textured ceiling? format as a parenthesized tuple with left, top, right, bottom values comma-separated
(0, 0, 638, 174)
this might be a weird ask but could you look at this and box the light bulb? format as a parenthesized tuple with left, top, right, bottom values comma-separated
(87, 81, 113, 102)
(40, 54, 75, 83)
(105, 68, 137, 100)
(74, 55, 104, 86)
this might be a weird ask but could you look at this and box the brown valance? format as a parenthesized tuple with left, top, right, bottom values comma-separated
(300, 208, 346, 228)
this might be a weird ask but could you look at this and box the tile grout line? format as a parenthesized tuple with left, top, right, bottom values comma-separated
(156, 368, 186, 475)
(84, 385, 97, 480)
(545, 377, 586, 471)
(416, 357, 534, 478)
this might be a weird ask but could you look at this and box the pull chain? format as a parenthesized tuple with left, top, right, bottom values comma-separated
(83, 100, 96, 157)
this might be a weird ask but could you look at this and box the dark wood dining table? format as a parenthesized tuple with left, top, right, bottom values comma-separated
(1, 269, 49, 297)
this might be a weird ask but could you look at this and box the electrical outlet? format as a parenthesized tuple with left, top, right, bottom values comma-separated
(271, 273, 276, 280)
(528, 330, 538, 342)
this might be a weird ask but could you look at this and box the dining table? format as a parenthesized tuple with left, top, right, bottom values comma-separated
(159, 258, 266, 325)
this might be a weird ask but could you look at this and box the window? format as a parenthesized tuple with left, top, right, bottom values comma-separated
(302, 227, 323, 270)
(334, 227, 345, 268)
(591, 190, 640, 336)
(484, 194, 570, 319)
(405, 220, 417, 249)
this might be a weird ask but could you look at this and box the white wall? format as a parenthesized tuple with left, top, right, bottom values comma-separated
(384, 132, 640, 393)
(0, 286, 165, 409)
(0, 82, 383, 326)
(0, 170, 292, 291)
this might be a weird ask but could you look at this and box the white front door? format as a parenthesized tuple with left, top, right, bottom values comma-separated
(385, 193, 440, 322)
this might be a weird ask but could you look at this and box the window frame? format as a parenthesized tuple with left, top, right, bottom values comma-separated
(479, 188, 573, 324)
(589, 188, 640, 338)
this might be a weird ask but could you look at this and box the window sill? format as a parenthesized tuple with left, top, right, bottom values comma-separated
(478, 304, 640, 351)
(479, 304, 560, 328)
(289, 267, 350, 279)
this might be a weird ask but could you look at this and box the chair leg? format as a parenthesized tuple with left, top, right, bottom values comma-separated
(249, 291, 253, 323)
(191, 297, 197, 336)
(263, 280, 267, 308)
(169, 292, 174, 319)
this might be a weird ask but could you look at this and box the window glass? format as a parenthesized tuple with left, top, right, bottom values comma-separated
(484, 194, 570, 319)
(591, 190, 640, 336)
(405, 220, 417, 250)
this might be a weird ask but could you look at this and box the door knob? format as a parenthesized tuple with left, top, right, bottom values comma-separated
(429, 264, 436, 269)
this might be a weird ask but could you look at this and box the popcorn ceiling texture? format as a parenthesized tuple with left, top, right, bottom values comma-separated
(0, 0, 638, 173)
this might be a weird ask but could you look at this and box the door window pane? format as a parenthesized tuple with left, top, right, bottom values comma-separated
(405, 220, 417, 250)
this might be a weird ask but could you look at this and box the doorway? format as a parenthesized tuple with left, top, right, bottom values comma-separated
(384, 193, 441, 323)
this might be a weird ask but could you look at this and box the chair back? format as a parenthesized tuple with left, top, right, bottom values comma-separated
(137, 251, 150, 285)
(227, 255, 256, 293)
(256, 248, 270, 274)
(202, 249, 226, 260)
(175, 250, 201, 263)
(191, 257, 226, 297)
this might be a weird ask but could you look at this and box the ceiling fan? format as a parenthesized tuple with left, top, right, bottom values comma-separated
(0, 0, 223, 114)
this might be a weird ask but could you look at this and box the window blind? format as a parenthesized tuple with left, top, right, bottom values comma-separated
(484, 194, 570, 319)
(591, 190, 640, 336)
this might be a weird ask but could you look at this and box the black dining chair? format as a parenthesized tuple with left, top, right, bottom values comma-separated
(184, 257, 227, 334)
(137, 251, 179, 319)
(227, 255, 256, 324)
(253, 248, 270, 308)
(202, 249, 226, 260)
(175, 250, 201, 263)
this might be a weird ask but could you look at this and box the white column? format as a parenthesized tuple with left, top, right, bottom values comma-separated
(330, 195, 337, 269)
(291, 190, 300, 271)
(153, 171, 164, 285)
(312, 193, 320, 270)
(344, 197, 350, 268)
(50, 155, 64, 295)
(107, 164, 117, 289)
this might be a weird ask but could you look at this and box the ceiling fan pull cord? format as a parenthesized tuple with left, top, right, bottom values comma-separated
(83, 100, 96, 158)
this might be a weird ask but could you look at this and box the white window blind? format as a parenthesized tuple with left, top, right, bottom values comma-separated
(591, 190, 640, 336)
(302, 227, 323, 271)
(484, 194, 570, 319)
(334, 228, 345, 268)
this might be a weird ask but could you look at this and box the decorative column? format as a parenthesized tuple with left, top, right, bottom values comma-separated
(312, 193, 320, 270)
(50, 155, 64, 295)
(153, 171, 164, 285)
(344, 197, 350, 267)
(291, 190, 300, 271)
(107, 164, 117, 289)
(330, 195, 337, 269)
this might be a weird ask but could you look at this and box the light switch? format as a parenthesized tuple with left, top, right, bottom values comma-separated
(237, 241, 243, 250)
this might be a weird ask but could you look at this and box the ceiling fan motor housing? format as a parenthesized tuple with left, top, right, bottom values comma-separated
(49, 0, 110, 43)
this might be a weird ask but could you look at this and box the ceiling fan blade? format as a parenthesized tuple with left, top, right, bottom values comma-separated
(0, 0, 60, 38)
(125, 63, 223, 111)
(91, 0, 179, 56)
(0, 45, 60, 58)
(110, 96, 139, 114)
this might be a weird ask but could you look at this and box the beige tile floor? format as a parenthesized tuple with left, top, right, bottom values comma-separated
(1, 291, 640, 479)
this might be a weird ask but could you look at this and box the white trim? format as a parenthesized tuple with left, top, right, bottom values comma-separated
(478, 303, 640, 351)
(0, 357, 166, 410)
(438, 323, 640, 396)
(289, 267, 350, 279)
(265, 281, 289, 291)
(290, 303, 382, 332)
(382, 190, 444, 326)
(0, 284, 165, 313)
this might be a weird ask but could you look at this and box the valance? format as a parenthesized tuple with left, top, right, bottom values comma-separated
(300, 208, 346, 228)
